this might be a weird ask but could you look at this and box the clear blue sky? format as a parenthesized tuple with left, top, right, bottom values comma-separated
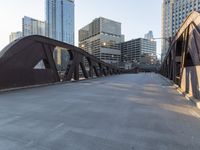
(0, 0, 162, 54)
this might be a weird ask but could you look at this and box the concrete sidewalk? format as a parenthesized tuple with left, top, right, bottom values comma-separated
(0, 73, 200, 150)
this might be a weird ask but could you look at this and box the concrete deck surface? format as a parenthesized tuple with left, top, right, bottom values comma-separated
(0, 73, 200, 150)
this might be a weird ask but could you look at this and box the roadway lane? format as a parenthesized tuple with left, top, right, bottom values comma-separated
(0, 73, 200, 150)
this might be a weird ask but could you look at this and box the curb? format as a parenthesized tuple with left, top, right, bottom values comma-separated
(0, 74, 120, 93)
(160, 75, 200, 109)
(175, 85, 200, 109)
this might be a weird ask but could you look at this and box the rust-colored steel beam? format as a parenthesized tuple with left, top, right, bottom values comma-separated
(0, 35, 122, 90)
(160, 11, 200, 99)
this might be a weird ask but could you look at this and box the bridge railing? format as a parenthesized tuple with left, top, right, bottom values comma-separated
(160, 11, 200, 99)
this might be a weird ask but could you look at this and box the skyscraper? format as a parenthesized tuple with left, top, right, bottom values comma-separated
(79, 17, 124, 64)
(162, 0, 200, 61)
(23, 16, 45, 37)
(9, 31, 22, 43)
(161, 0, 174, 61)
(144, 31, 154, 40)
(45, 0, 74, 45)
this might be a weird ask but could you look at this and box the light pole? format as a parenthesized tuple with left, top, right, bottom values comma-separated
(81, 44, 85, 48)
(151, 37, 172, 43)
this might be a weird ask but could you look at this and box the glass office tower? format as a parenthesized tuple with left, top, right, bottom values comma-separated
(46, 0, 74, 45)
(23, 16, 45, 37)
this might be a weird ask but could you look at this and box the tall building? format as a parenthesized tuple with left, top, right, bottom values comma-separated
(23, 16, 45, 37)
(161, 0, 174, 60)
(162, 0, 200, 60)
(121, 38, 157, 64)
(144, 31, 154, 40)
(79, 17, 124, 64)
(45, 0, 74, 45)
(9, 31, 22, 43)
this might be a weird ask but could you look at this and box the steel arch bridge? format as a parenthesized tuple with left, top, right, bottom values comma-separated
(160, 11, 200, 99)
(0, 35, 122, 90)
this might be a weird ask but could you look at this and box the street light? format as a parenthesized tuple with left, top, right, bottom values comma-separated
(81, 44, 85, 48)
(151, 37, 172, 43)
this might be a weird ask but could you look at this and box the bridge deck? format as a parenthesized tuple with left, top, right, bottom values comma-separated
(0, 73, 200, 150)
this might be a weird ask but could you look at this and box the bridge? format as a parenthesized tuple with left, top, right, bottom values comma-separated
(0, 73, 200, 149)
(0, 11, 200, 149)
(160, 11, 200, 100)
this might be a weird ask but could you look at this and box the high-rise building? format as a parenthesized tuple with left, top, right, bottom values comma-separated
(144, 31, 154, 40)
(9, 31, 22, 43)
(162, 0, 200, 60)
(45, 0, 74, 45)
(161, 0, 174, 60)
(121, 38, 157, 64)
(79, 17, 124, 64)
(23, 16, 45, 37)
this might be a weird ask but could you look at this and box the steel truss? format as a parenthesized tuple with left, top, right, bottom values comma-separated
(0, 35, 122, 90)
(160, 11, 200, 99)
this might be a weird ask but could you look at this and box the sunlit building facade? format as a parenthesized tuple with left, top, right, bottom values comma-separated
(79, 17, 124, 64)
(162, 0, 200, 61)
(45, 0, 74, 45)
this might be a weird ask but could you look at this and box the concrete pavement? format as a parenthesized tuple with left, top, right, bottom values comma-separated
(0, 73, 200, 150)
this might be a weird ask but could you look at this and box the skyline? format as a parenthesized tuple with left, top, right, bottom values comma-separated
(0, 0, 162, 55)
